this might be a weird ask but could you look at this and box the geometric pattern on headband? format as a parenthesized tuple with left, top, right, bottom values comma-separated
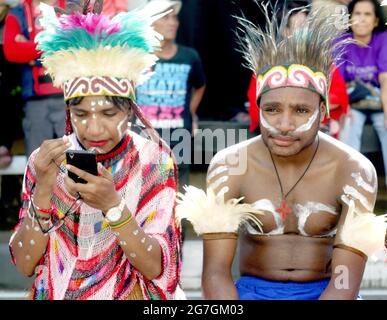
(63, 76, 135, 101)
(256, 64, 328, 100)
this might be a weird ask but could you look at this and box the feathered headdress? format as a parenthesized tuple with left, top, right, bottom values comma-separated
(237, 2, 350, 117)
(35, 0, 165, 101)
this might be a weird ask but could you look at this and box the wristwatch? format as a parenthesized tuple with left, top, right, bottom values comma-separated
(105, 198, 126, 223)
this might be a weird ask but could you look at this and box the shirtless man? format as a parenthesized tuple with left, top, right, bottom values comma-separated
(189, 5, 385, 300)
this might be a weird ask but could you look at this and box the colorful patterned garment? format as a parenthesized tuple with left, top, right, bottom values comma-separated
(9, 129, 182, 300)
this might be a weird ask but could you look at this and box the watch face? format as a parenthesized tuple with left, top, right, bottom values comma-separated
(106, 208, 122, 223)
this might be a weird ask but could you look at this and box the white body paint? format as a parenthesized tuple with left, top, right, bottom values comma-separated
(207, 166, 228, 182)
(245, 199, 338, 237)
(209, 176, 229, 191)
(343, 185, 373, 211)
(216, 186, 229, 198)
(351, 172, 377, 193)
(294, 202, 337, 236)
(249, 199, 285, 235)
(294, 108, 319, 133)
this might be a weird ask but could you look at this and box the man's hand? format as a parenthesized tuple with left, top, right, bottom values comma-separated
(65, 163, 121, 212)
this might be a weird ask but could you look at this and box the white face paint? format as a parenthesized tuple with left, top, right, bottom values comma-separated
(81, 119, 87, 125)
(119, 240, 127, 246)
(116, 117, 127, 141)
(34, 226, 40, 232)
(147, 245, 153, 252)
(30, 239, 36, 246)
(129, 252, 136, 258)
(133, 229, 139, 236)
(351, 172, 377, 194)
(260, 108, 319, 134)
(25, 255, 31, 261)
(91, 101, 96, 107)
(140, 237, 146, 243)
(294, 108, 319, 133)
(260, 110, 280, 135)
(18, 241, 23, 248)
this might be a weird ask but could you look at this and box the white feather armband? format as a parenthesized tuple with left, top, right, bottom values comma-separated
(175, 185, 263, 235)
(338, 196, 387, 259)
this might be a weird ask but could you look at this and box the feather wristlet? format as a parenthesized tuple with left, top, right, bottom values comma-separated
(175, 185, 263, 235)
(339, 195, 387, 259)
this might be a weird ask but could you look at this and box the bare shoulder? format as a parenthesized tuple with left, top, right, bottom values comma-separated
(320, 133, 378, 209)
(207, 136, 261, 199)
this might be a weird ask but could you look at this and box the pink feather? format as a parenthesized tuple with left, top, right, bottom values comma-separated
(59, 13, 120, 35)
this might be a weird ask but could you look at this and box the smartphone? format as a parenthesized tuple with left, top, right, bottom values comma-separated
(65, 150, 98, 184)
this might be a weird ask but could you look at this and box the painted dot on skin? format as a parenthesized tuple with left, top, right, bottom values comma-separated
(133, 229, 139, 236)
(73, 118, 78, 123)
(98, 100, 104, 106)
(147, 245, 152, 252)
(91, 101, 96, 107)
(114, 232, 120, 237)
(105, 100, 112, 105)
(141, 237, 146, 243)
(91, 107, 96, 112)
(25, 255, 31, 261)
(129, 252, 136, 258)
(81, 120, 87, 125)
(119, 240, 127, 246)
(18, 241, 23, 248)
(92, 114, 96, 119)
(26, 225, 30, 230)
(34, 226, 40, 232)
(30, 239, 35, 246)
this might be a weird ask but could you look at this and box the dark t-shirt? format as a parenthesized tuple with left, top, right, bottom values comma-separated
(136, 45, 205, 134)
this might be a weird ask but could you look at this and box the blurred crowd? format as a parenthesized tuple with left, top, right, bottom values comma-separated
(0, 0, 387, 229)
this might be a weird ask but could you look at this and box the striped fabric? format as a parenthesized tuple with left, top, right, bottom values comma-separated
(10, 129, 182, 300)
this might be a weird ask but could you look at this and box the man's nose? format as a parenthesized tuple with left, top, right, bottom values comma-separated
(276, 113, 296, 132)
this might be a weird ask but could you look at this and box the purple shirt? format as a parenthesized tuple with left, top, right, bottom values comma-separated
(339, 32, 387, 88)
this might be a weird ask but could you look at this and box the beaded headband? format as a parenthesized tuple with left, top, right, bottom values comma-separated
(257, 64, 328, 101)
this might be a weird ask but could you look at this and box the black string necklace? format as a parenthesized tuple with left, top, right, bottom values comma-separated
(268, 135, 320, 220)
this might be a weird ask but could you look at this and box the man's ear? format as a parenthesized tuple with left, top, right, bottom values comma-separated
(319, 101, 326, 122)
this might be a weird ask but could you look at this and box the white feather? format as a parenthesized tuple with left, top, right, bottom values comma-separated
(175, 185, 263, 235)
(340, 198, 387, 259)
(42, 47, 158, 87)
(38, 2, 59, 30)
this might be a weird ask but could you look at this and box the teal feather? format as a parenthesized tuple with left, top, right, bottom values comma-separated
(36, 9, 157, 57)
